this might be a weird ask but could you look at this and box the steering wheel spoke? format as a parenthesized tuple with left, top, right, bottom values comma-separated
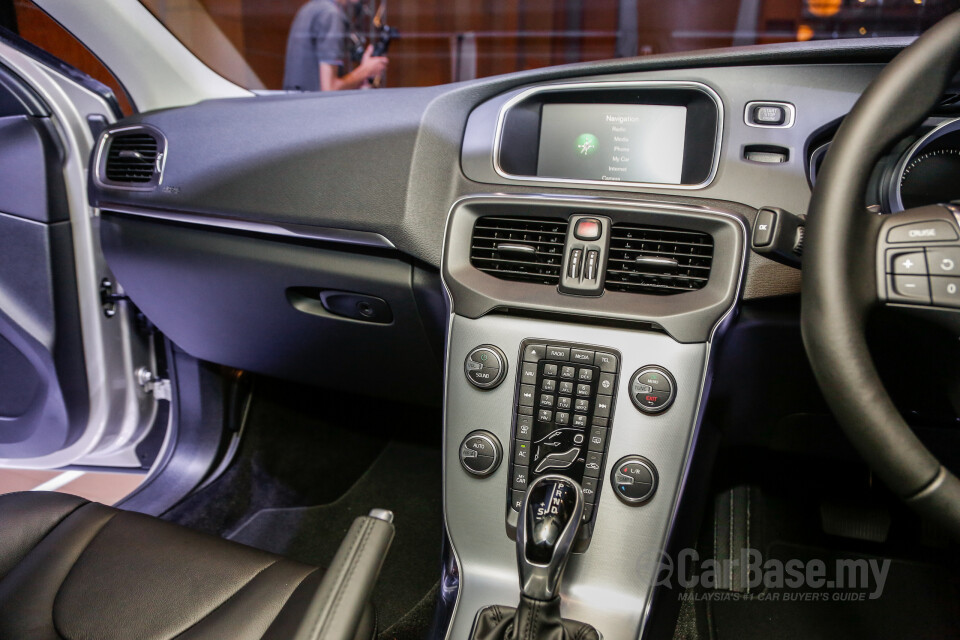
(878, 203, 960, 312)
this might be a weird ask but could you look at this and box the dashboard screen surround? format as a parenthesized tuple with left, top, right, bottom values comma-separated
(537, 103, 688, 185)
(495, 81, 722, 189)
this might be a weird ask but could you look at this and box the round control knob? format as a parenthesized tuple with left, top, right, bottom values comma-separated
(464, 345, 507, 389)
(459, 430, 502, 477)
(629, 366, 676, 414)
(610, 455, 659, 505)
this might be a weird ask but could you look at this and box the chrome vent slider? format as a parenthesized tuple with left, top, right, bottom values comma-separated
(95, 125, 167, 190)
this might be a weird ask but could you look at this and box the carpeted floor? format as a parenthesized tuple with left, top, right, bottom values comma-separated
(163, 376, 443, 637)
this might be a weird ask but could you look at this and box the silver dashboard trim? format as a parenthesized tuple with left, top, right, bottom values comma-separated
(888, 115, 960, 212)
(492, 81, 725, 191)
(98, 203, 398, 249)
(93, 124, 168, 191)
(439, 193, 748, 640)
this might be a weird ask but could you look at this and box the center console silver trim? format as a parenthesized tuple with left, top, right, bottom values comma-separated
(439, 194, 747, 640)
(492, 80, 724, 191)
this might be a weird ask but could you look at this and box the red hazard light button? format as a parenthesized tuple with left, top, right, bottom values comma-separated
(574, 218, 602, 241)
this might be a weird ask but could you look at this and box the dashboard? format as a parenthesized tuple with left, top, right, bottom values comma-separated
(86, 37, 960, 640)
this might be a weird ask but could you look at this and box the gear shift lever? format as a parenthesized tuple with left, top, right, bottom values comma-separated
(516, 474, 584, 600)
(469, 474, 598, 640)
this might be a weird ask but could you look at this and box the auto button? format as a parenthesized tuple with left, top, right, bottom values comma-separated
(459, 430, 502, 477)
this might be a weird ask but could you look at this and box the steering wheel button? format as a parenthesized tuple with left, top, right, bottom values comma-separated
(887, 220, 958, 243)
(930, 276, 960, 308)
(888, 250, 927, 275)
(926, 247, 960, 276)
(889, 274, 931, 304)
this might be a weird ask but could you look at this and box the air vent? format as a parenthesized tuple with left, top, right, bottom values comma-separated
(605, 223, 714, 295)
(99, 127, 164, 189)
(470, 216, 568, 285)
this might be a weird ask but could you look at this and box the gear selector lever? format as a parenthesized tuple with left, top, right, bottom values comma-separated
(469, 475, 599, 640)
(516, 474, 583, 600)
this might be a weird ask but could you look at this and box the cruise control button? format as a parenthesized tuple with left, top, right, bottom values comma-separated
(523, 344, 546, 362)
(931, 276, 960, 308)
(889, 250, 927, 275)
(887, 220, 958, 243)
(571, 349, 595, 364)
(595, 352, 618, 373)
(546, 345, 570, 360)
(889, 274, 931, 304)
(926, 247, 960, 277)
(518, 385, 536, 406)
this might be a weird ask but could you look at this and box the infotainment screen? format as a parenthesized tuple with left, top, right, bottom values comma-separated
(536, 103, 687, 184)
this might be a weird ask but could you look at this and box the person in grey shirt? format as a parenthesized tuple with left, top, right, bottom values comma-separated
(283, 0, 388, 91)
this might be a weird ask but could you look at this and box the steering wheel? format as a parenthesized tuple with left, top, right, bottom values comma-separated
(803, 11, 960, 538)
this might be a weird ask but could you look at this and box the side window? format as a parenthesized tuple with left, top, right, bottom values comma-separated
(0, 0, 134, 115)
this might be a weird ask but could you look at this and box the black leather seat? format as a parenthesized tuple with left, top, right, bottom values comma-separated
(0, 491, 375, 640)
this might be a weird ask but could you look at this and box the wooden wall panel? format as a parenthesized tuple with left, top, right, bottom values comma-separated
(13, 0, 134, 113)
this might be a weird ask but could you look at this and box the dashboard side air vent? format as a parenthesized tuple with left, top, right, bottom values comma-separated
(97, 126, 165, 189)
(470, 216, 568, 285)
(605, 223, 714, 295)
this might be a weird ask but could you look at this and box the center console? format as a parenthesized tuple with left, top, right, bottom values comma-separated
(441, 193, 746, 639)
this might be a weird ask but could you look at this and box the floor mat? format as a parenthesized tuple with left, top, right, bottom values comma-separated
(163, 376, 443, 636)
(228, 439, 443, 634)
(705, 543, 960, 640)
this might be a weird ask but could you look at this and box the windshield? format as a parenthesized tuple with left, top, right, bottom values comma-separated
(139, 0, 960, 91)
